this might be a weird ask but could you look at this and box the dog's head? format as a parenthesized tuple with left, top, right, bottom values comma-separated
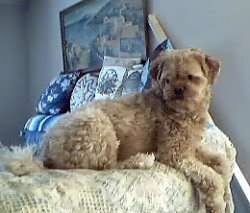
(151, 48, 221, 113)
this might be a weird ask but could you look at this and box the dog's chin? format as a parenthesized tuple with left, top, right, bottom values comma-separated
(166, 96, 199, 113)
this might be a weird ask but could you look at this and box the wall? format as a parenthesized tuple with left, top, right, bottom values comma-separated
(149, 0, 250, 180)
(0, 4, 28, 145)
(27, 0, 80, 113)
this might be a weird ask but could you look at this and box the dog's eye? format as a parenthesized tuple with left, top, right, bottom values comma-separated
(166, 78, 170, 84)
(188, 75, 193, 80)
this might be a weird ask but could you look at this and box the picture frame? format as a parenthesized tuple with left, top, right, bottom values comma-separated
(60, 0, 148, 73)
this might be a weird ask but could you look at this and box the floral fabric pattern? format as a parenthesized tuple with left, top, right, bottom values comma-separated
(36, 72, 81, 115)
(95, 64, 144, 100)
(95, 56, 144, 100)
(70, 73, 99, 112)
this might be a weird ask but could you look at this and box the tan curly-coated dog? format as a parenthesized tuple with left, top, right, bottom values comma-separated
(41, 49, 229, 213)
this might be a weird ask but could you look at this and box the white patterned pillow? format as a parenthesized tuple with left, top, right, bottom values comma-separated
(95, 64, 144, 100)
(70, 73, 98, 111)
(95, 56, 143, 100)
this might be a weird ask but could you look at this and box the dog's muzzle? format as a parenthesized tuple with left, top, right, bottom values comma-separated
(174, 88, 184, 99)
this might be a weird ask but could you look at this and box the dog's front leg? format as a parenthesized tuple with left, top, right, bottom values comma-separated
(116, 153, 155, 169)
(195, 146, 231, 179)
(178, 157, 226, 213)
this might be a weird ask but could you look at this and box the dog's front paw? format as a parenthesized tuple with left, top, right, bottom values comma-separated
(196, 147, 231, 177)
(206, 196, 226, 213)
(117, 153, 155, 169)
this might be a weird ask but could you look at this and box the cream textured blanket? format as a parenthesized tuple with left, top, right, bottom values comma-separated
(0, 121, 236, 213)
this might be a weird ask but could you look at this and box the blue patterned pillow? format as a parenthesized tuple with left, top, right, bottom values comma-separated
(140, 39, 174, 91)
(36, 72, 81, 115)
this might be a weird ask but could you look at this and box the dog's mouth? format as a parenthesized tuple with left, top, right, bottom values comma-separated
(167, 95, 197, 113)
(172, 94, 184, 100)
(171, 94, 185, 101)
(169, 95, 198, 106)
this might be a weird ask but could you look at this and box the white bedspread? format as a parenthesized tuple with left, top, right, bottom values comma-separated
(0, 120, 236, 213)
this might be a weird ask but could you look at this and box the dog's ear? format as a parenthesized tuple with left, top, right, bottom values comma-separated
(192, 49, 221, 84)
(205, 55, 221, 84)
(151, 52, 166, 81)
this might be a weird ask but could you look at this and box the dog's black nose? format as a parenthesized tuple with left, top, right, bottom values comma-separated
(174, 88, 184, 96)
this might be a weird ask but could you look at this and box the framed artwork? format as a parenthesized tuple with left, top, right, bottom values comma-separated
(60, 0, 147, 72)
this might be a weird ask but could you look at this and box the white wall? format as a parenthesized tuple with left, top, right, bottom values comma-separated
(27, 0, 80, 113)
(149, 0, 250, 180)
(0, 4, 28, 145)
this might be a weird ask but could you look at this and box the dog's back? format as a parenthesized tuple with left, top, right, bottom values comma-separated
(41, 89, 163, 169)
(92, 90, 164, 160)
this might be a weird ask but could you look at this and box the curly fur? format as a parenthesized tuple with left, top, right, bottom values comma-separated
(0, 144, 43, 176)
(41, 49, 229, 213)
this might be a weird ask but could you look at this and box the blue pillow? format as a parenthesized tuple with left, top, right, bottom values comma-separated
(23, 114, 63, 132)
(140, 39, 174, 91)
(21, 114, 64, 145)
(36, 72, 81, 115)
